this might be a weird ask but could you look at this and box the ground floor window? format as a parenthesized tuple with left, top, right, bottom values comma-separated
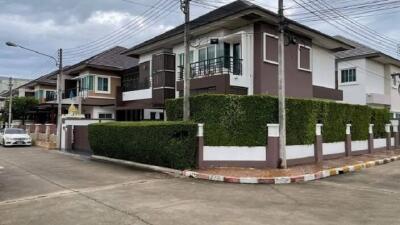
(98, 113, 112, 119)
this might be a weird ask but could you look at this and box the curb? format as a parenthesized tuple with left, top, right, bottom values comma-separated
(182, 155, 400, 184)
(91, 155, 183, 177)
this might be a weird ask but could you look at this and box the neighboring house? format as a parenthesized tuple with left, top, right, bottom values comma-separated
(335, 36, 400, 118)
(0, 77, 31, 111)
(50, 46, 139, 120)
(120, 0, 352, 121)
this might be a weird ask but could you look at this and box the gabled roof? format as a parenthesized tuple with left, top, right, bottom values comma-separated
(124, 0, 352, 56)
(334, 35, 400, 67)
(334, 36, 380, 59)
(64, 46, 139, 75)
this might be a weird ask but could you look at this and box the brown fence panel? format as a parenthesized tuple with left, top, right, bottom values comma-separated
(73, 126, 92, 154)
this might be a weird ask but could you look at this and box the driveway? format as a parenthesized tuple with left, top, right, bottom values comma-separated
(0, 147, 399, 225)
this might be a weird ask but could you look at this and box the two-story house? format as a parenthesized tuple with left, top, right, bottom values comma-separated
(119, 0, 352, 120)
(335, 36, 400, 118)
(52, 46, 138, 120)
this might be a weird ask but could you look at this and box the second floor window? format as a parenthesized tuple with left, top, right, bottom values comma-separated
(263, 32, 278, 64)
(341, 68, 357, 83)
(81, 75, 94, 91)
(298, 44, 311, 71)
(97, 77, 109, 92)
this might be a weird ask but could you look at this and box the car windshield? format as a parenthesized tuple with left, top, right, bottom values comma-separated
(5, 128, 26, 134)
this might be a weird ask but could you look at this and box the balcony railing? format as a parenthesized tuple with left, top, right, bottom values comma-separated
(62, 88, 89, 99)
(179, 56, 242, 80)
(122, 78, 150, 92)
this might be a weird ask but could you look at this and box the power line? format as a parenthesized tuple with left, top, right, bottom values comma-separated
(63, 1, 179, 61)
(63, 0, 173, 54)
(291, 0, 399, 57)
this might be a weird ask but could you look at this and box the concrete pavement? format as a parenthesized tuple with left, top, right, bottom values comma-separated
(0, 147, 399, 225)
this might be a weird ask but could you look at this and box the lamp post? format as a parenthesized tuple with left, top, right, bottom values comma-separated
(5, 42, 63, 150)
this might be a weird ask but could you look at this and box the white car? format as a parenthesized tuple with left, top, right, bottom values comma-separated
(0, 128, 32, 147)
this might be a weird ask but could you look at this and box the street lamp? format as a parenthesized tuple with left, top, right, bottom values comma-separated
(5, 41, 64, 150)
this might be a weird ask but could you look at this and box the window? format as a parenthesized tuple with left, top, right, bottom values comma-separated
(207, 45, 216, 61)
(298, 44, 311, 71)
(98, 113, 112, 119)
(97, 77, 109, 93)
(85, 114, 91, 119)
(199, 48, 207, 61)
(263, 33, 279, 64)
(81, 75, 94, 91)
(150, 112, 156, 120)
(392, 76, 398, 88)
(178, 51, 194, 66)
(341, 68, 357, 83)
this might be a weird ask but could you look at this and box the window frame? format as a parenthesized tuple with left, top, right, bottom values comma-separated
(297, 44, 312, 72)
(95, 75, 111, 94)
(98, 113, 113, 119)
(340, 67, 357, 85)
(263, 32, 279, 65)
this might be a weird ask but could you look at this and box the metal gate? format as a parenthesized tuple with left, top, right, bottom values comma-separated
(72, 126, 92, 154)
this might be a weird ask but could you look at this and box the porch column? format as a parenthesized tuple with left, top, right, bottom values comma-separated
(386, 124, 392, 150)
(391, 120, 399, 148)
(368, 124, 374, 154)
(314, 124, 323, 163)
(197, 123, 205, 169)
(345, 124, 352, 157)
(266, 124, 280, 168)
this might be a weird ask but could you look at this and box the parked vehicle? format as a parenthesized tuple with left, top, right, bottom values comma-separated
(0, 128, 32, 147)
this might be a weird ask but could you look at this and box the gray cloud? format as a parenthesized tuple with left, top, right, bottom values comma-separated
(0, 0, 399, 79)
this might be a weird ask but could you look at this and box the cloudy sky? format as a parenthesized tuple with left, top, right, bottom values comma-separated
(0, 0, 399, 80)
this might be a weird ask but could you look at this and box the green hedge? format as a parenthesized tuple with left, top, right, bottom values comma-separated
(88, 121, 197, 169)
(166, 94, 390, 146)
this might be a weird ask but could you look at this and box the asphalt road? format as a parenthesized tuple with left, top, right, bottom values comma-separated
(0, 147, 399, 225)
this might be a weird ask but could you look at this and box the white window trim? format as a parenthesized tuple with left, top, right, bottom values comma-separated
(263, 32, 279, 65)
(392, 76, 398, 89)
(339, 67, 358, 85)
(94, 75, 111, 94)
(297, 44, 312, 72)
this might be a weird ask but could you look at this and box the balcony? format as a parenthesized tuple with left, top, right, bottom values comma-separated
(179, 56, 242, 80)
(122, 78, 150, 92)
(366, 93, 391, 106)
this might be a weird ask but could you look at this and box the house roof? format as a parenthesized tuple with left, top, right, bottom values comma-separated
(64, 46, 139, 75)
(124, 0, 352, 56)
(334, 35, 400, 67)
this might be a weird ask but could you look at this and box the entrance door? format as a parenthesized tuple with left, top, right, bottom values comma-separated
(233, 43, 241, 75)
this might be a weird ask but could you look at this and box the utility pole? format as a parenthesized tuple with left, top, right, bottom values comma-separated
(8, 77, 13, 128)
(57, 49, 63, 150)
(278, 0, 287, 169)
(181, 0, 191, 121)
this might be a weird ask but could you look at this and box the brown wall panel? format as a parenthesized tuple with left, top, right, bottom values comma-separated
(254, 22, 313, 98)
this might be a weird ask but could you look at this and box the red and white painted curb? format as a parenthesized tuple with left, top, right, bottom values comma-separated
(182, 155, 400, 184)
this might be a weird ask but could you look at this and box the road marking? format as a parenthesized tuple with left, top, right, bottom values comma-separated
(0, 179, 161, 206)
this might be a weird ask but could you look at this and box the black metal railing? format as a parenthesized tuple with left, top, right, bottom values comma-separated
(179, 56, 242, 80)
(122, 78, 150, 92)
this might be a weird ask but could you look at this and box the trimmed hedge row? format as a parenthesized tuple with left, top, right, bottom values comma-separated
(88, 121, 197, 169)
(166, 94, 390, 146)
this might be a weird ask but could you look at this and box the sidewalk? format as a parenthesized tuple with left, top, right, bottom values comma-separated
(183, 150, 400, 184)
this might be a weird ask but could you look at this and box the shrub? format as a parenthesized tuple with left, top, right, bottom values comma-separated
(166, 94, 390, 146)
(88, 121, 198, 169)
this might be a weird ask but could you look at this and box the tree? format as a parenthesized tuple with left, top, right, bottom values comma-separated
(4, 97, 39, 125)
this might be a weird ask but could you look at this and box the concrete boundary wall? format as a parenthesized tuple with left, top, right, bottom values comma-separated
(196, 121, 400, 169)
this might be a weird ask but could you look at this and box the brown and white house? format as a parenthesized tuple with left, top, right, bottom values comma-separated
(47, 46, 139, 120)
(118, 0, 353, 121)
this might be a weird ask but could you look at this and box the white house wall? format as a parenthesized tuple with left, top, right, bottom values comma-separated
(338, 59, 367, 105)
(387, 65, 400, 114)
(312, 45, 336, 89)
(172, 25, 254, 96)
(365, 59, 385, 95)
